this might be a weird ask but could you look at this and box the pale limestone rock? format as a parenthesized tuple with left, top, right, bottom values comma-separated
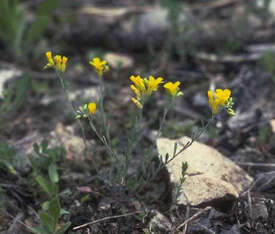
(51, 123, 85, 161)
(68, 87, 100, 102)
(0, 68, 22, 98)
(104, 52, 134, 69)
(149, 210, 172, 233)
(157, 137, 253, 206)
(270, 119, 275, 133)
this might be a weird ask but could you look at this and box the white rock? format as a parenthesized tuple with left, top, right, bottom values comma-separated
(104, 52, 134, 69)
(0, 68, 22, 98)
(157, 137, 253, 206)
(149, 210, 172, 233)
(270, 119, 275, 133)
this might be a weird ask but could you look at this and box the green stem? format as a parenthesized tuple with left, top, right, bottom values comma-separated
(87, 115, 118, 161)
(56, 72, 99, 173)
(157, 98, 174, 137)
(98, 77, 111, 145)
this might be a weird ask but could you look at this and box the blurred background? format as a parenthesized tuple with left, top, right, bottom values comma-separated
(1, 0, 275, 233)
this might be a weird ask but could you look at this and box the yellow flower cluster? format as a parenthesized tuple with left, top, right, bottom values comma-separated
(129, 75, 183, 109)
(208, 89, 235, 115)
(130, 75, 164, 108)
(44, 52, 235, 116)
(89, 57, 109, 77)
(163, 81, 182, 97)
(44, 51, 68, 72)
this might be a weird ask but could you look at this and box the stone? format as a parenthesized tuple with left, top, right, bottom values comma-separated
(104, 52, 134, 70)
(149, 210, 172, 233)
(156, 137, 253, 206)
(0, 68, 22, 98)
(68, 87, 100, 102)
(51, 123, 86, 161)
(270, 119, 275, 133)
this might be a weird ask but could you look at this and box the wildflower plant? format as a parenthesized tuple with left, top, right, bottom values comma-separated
(43, 52, 236, 209)
(130, 75, 164, 109)
(29, 140, 71, 234)
(208, 89, 235, 116)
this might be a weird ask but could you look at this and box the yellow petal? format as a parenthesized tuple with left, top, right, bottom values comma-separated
(61, 56, 68, 72)
(130, 84, 141, 98)
(131, 97, 143, 109)
(88, 102, 97, 115)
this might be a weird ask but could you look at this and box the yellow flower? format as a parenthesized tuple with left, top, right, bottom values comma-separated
(130, 75, 146, 94)
(208, 90, 219, 115)
(215, 89, 231, 106)
(45, 51, 54, 68)
(208, 89, 232, 115)
(145, 76, 164, 95)
(44, 51, 68, 72)
(88, 102, 97, 115)
(54, 55, 62, 71)
(130, 74, 163, 108)
(131, 97, 143, 109)
(164, 81, 181, 97)
(89, 57, 109, 76)
(130, 84, 141, 99)
(61, 56, 68, 72)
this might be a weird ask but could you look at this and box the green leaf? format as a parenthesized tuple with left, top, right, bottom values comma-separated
(28, 224, 49, 234)
(60, 209, 70, 215)
(49, 197, 61, 228)
(48, 163, 59, 183)
(42, 201, 50, 211)
(40, 211, 55, 233)
(33, 143, 40, 154)
(36, 176, 52, 197)
(55, 222, 71, 234)
(41, 139, 49, 152)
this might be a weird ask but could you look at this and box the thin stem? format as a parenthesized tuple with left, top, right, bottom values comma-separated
(136, 116, 214, 194)
(166, 116, 214, 164)
(56, 73, 87, 144)
(157, 98, 174, 137)
(56, 72, 99, 173)
(87, 115, 118, 161)
(99, 77, 111, 145)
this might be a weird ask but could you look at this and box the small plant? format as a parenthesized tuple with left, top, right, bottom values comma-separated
(29, 196, 71, 234)
(0, 0, 58, 61)
(43, 51, 236, 208)
(29, 139, 65, 198)
(29, 140, 71, 234)
(0, 141, 18, 175)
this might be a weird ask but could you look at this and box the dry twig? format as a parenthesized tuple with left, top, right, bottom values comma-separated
(73, 210, 143, 230)
(176, 206, 211, 231)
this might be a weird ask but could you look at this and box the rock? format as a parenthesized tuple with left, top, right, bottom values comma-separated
(104, 52, 134, 70)
(51, 123, 86, 161)
(71, 5, 188, 51)
(104, 52, 134, 80)
(251, 196, 269, 220)
(68, 87, 100, 102)
(156, 137, 253, 206)
(149, 210, 172, 234)
(12, 123, 86, 171)
(270, 119, 275, 133)
(0, 67, 22, 98)
(137, 7, 170, 36)
(79, 6, 129, 24)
